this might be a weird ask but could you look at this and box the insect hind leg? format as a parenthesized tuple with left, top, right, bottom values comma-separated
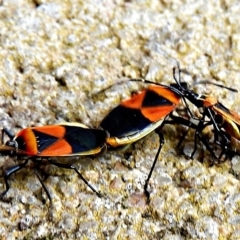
(48, 159, 103, 198)
(144, 127, 164, 202)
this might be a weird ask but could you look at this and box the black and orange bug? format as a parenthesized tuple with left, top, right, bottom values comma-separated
(0, 122, 108, 201)
(99, 82, 190, 198)
(177, 95, 240, 160)
(195, 98, 240, 159)
(99, 67, 237, 198)
(169, 66, 240, 162)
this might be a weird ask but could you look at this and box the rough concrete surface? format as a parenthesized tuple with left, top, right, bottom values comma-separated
(0, 0, 240, 239)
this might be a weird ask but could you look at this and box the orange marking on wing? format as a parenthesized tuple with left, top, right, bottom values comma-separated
(31, 125, 66, 138)
(17, 128, 38, 154)
(215, 108, 240, 140)
(142, 105, 176, 122)
(121, 91, 146, 109)
(39, 139, 72, 156)
(213, 105, 240, 125)
(230, 110, 240, 123)
(149, 85, 181, 104)
(203, 96, 218, 107)
(210, 103, 240, 139)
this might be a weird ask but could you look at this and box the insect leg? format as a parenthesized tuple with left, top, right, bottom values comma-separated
(48, 159, 102, 198)
(1, 128, 15, 143)
(34, 168, 52, 202)
(144, 126, 164, 201)
(168, 113, 217, 161)
(0, 159, 29, 199)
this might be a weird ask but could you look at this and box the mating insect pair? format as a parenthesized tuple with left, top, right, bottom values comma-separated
(0, 67, 239, 203)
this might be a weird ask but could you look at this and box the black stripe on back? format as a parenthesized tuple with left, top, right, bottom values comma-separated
(32, 130, 58, 152)
(100, 106, 152, 138)
(63, 126, 107, 153)
(142, 90, 173, 107)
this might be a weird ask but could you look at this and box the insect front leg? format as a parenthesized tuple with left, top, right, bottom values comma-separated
(0, 159, 29, 199)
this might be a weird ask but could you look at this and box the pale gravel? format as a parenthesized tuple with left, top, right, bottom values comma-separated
(0, 0, 240, 239)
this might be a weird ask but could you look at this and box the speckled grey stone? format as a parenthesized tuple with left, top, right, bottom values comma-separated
(0, 0, 240, 239)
